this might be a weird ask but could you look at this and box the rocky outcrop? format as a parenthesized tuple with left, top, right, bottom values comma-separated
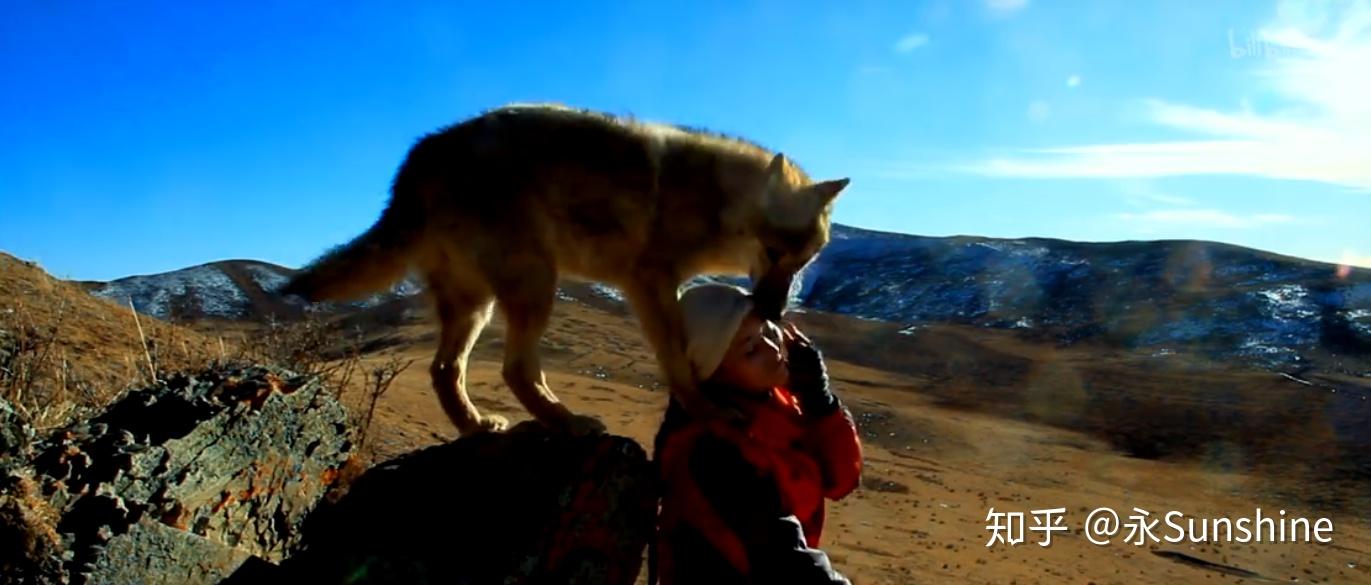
(0, 396, 34, 462)
(271, 420, 656, 585)
(0, 366, 354, 585)
(0, 365, 657, 585)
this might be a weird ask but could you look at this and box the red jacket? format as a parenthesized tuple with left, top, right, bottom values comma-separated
(650, 380, 863, 585)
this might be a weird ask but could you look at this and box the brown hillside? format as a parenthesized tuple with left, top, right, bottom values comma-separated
(0, 252, 221, 428)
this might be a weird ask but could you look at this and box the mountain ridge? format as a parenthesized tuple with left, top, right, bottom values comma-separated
(68, 224, 1371, 376)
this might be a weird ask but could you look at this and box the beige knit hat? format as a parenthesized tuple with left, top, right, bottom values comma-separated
(678, 282, 756, 381)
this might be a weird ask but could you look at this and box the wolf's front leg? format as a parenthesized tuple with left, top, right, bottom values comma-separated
(622, 276, 723, 421)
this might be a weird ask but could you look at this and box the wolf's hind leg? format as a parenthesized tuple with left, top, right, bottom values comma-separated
(428, 275, 504, 436)
(493, 260, 606, 436)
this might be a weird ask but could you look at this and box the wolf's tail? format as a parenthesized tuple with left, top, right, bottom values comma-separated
(280, 206, 418, 303)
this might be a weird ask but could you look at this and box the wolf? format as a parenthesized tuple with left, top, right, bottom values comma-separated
(280, 103, 847, 437)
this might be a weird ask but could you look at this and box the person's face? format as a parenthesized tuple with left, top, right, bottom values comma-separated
(712, 312, 789, 392)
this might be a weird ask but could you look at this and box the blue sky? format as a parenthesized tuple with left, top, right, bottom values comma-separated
(2, 0, 1368, 281)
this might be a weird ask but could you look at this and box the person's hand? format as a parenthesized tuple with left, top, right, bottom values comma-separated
(781, 321, 812, 348)
(779, 321, 838, 416)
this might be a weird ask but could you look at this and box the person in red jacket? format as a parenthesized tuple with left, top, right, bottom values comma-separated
(648, 283, 863, 585)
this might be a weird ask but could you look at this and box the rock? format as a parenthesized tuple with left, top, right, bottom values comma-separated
(271, 420, 656, 585)
(0, 328, 36, 462)
(1, 364, 657, 585)
(82, 518, 259, 585)
(0, 396, 34, 462)
(0, 365, 355, 585)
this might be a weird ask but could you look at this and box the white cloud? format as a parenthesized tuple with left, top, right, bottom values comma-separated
(1113, 209, 1297, 229)
(960, 1, 1371, 191)
(986, 0, 1029, 16)
(1140, 193, 1193, 206)
(1066, 74, 1081, 88)
(894, 32, 930, 53)
(1119, 182, 1195, 207)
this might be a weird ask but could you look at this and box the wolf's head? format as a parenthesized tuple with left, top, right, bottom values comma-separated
(748, 153, 848, 320)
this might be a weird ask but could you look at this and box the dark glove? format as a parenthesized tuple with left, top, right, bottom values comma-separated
(783, 323, 839, 417)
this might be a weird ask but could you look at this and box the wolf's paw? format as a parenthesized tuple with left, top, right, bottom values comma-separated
(458, 413, 510, 437)
(479, 414, 511, 433)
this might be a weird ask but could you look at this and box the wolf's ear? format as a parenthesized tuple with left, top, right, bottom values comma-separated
(810, 178, 849, 206)
(765, 152, 787, 191)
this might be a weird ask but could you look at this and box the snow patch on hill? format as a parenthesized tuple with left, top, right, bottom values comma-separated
(92, 265, 249, 319)
(246, 264, 290, 294)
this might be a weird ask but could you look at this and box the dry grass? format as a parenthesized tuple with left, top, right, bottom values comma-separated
(0, 298, 98, 430)
(0, 253, 398, 456)
(0, 254, 223, 433)
(213, 310, 412, 463)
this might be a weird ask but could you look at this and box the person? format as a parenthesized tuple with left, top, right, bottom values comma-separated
(648, 283, 863, 585)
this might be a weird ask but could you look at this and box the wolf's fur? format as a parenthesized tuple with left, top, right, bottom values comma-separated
(282, 103, 847, 436)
